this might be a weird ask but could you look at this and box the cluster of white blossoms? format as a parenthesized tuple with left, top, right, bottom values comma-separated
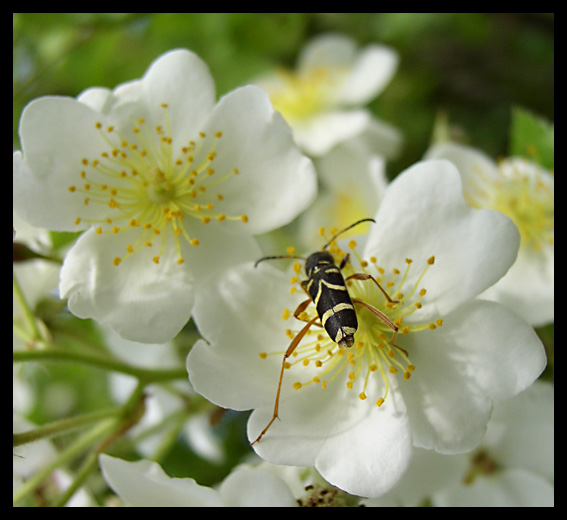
(14, 35, 552, 506)
(187, 160, 546, 498)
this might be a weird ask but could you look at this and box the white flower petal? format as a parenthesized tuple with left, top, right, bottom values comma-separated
(403, 299, 546, 453)
(339, 44, 399, 105)
(426, 145, 554, 326)
(77, 86, 114, 112)
(297, 34, 397, 106)
(181, 224, 261, 285)
(485, 381, 554, 482)
(249, 380, 412, 498)
(298, 33, 357, 71)
(425, 142, 501, 185)
(60, 228, 194, 343)
(14, 98, 111, 231)
(201, 86, 317, 234)
(298, 138, 387, 247)
(365, 160, 521, 319)
(219, 468, 297, 507)
(189, 262, 299, 409)
(355, 116, 403, 160)
(433, 468, 554, 507)
(363, 447, 469, 507)
(140, 49, 216, 145)
(292, 109, 372, 156)
(481, 244, 554, 326)
(99, 454, 224, 507)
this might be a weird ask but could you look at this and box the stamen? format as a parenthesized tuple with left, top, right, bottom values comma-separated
(67, 104, 249, 266)
(260, 241, 444, 411)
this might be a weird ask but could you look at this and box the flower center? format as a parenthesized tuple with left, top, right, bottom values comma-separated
(467, 158, 554, 252)
(260, 235, 443, 408)
(68, 103, 248, 266)
(297, 484, 347, 507)
(267, 67, 345, 121)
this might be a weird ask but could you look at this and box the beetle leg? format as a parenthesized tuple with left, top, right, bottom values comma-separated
(352, 299, 407, 356)
(346, 272, 399, 304)
(293, 298, 312, 320)
(251, 315, 320, 445)
(296, 282, 323, 327)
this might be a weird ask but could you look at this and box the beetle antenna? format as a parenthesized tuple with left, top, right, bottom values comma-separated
(322, 218, 376, 250)
(254, 255, 306, 268)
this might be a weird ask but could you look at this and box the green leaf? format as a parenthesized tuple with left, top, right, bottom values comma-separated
(509, 107, 554, 170)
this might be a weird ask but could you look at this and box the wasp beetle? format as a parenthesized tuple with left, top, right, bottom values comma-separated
(251, 218, 400, 444)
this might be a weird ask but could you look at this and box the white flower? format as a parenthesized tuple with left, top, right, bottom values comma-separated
(297, 136, 389, 249)
(432, 380, 554, 507)
(99, 454, 298, 506)
(187, 160, 547, 498)
(426, 142, 554, 326)
(13, 49, 316, 343)
(364, 381, 554, 506)
(255, 33, 401, 157)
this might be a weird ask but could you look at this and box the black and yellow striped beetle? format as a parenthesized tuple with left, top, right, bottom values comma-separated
(251, 218, 401, 444)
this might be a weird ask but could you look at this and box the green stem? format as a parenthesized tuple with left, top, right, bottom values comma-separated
(13, 407, 121, 447)
(13, 418, 115, 505)
(13, 271, 43, 342)
(50, 450, 99, 507)
(13, 348, 187, 383)
(13, 383, 147, 506)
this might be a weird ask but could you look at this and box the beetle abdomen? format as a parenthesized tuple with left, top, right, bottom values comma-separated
(306, 262, 358, 348)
